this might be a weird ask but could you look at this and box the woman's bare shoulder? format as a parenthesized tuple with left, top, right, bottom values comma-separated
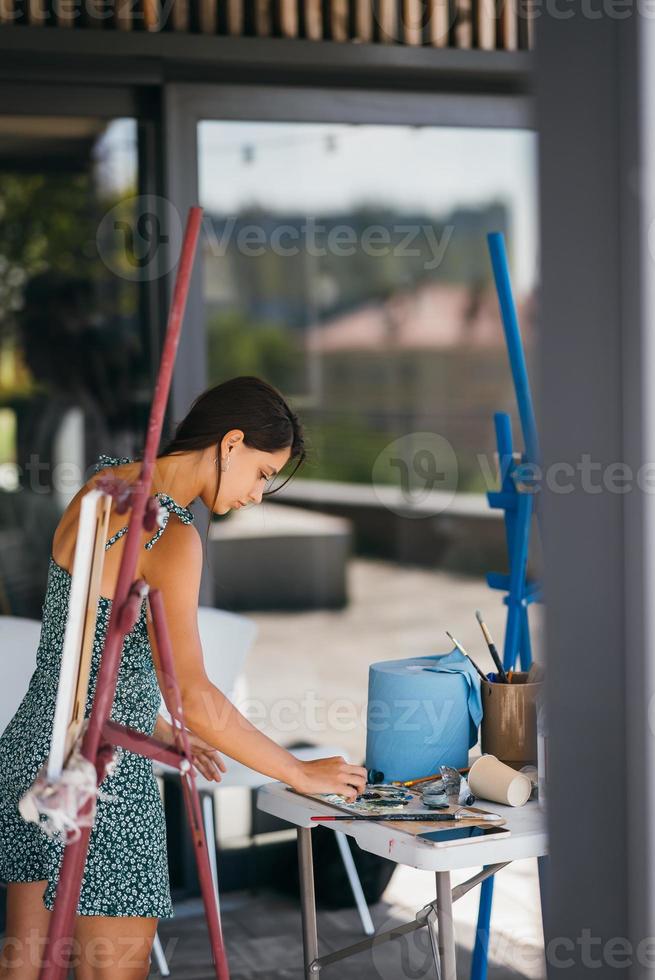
(53, 465, 149, 557)
(141, 517, 203, 589)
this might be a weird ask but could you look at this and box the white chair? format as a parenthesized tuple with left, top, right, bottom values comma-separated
(198, 606, 258, 701)
(0, 616, 42, 733)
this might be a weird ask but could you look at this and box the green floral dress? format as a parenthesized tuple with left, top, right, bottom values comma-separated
(0, 454, 195, 917)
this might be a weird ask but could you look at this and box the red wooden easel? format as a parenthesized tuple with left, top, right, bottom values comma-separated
(38, 206, 230, 980)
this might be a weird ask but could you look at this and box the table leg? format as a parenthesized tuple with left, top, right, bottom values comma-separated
(427, 907, 443, 980)
(436, 871, 457, 980)
(297, 827, 320, 978)
(538, 855, 550, 940)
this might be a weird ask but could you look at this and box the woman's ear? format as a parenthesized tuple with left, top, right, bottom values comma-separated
(221, 428, 244, 454)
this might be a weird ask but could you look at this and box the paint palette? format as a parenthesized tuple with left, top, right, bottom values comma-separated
(320, 785, 415, 815)
(286, 785, 507, 834)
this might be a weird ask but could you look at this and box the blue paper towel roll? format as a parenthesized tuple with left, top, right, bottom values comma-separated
(364, 649, 483, 783)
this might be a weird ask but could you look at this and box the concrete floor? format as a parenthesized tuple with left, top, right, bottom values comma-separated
(157, 557, 546, 978)
(155, 870, 545, 978)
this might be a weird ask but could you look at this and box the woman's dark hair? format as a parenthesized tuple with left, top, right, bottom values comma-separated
(156, 376, 307, 556)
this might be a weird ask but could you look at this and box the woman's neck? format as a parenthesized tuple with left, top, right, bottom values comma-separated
(123, 453, 203, 510)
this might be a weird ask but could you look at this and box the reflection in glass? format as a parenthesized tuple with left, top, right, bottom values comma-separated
(0, 117, 145, 615)
(198, 119, 539, 632)
(198, 121, 538, 494)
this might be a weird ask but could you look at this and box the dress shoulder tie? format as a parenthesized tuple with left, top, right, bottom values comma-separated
(92, 453, 195, 550)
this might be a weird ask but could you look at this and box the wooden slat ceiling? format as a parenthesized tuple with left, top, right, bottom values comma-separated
(0, 0, 534, 50)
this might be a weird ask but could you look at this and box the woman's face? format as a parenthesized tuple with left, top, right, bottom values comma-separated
(205, 430, 293, 515)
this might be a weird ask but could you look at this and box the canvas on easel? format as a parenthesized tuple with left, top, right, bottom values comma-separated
(48, 488, 112, 781)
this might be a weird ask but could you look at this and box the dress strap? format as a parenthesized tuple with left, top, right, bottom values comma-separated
(93, 453, 195, 551)
(93, 453, 134, 474)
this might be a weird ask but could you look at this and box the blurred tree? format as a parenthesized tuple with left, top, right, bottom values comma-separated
(0, 172, 98, 341)
(207, 309, 303, 393)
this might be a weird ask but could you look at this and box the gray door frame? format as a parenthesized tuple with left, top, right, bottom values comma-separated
(536, 12, 655, 977)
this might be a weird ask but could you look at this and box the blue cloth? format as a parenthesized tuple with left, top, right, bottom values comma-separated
(421, 648, 483, 744)
(364, 648, 483, 783)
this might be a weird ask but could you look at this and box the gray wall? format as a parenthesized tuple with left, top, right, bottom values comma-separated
(536, 11, 655, 977)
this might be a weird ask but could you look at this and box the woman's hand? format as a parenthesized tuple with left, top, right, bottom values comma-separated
(152, 714, 227, 783)
(289, 756, 368, 803)
(185, 729, 227, 783)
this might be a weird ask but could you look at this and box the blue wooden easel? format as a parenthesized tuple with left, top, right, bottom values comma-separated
(470, 231, 544, 980)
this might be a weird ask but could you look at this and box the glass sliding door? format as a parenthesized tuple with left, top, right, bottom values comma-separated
(198, 120, 537, 494)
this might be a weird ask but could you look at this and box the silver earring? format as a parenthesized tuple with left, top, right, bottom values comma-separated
(213, 451, 230, 471)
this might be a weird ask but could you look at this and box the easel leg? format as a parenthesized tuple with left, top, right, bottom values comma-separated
(519, 604, 533, 671)
(470, 873, 494, 980)
(149, 587, 230, 979)
(435, 871, 457, 980)
(297, 827, 320, 978)
(179, 772, 230, 979)
(503, 493, 533, 671)
(40, 822, 93, 978)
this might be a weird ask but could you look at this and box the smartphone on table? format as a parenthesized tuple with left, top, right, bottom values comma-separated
(417, 826, 511, 847)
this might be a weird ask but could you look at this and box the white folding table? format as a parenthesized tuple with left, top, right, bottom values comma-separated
(256, 781, 548, 980)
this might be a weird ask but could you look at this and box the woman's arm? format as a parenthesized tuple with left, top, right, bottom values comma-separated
(144, 523, 367, 801)
(152, 713, 175, 746)
(152, 713, 227, 782)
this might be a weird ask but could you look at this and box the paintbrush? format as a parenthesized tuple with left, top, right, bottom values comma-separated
(310, 812, 491, 822)
(475, 610, 510, 683)
(396, 767, 471, 788)
(445, 631, 488, 683)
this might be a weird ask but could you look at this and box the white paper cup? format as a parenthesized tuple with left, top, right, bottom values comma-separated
(468, 754, 533, 807)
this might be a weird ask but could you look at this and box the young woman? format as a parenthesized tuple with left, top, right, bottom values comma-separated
(0, 375, 367, 979)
